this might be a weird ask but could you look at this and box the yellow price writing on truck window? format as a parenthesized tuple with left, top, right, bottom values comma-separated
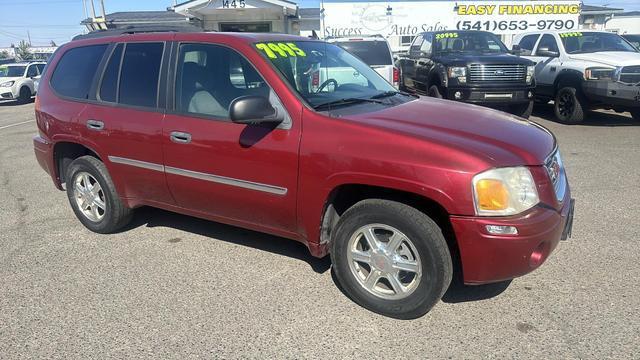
(435, 32, 459, 40)
(255, 42, 306, 59)
(559, 32, 583, 38)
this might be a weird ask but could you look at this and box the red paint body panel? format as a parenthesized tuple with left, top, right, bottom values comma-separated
(33, 32, 571, 285)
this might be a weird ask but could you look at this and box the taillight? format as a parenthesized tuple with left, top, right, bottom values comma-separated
(393, 66, 400, 88)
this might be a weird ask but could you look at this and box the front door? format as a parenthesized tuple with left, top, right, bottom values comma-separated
(529, 34, 562, 90)
(162, 42, 300, 233)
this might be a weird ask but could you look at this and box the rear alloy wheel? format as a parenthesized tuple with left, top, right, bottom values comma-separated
(331, 199, 452, 319)
(66, 156, 132, 233)
(554, 86, 585, 124)
(17, 87, 31, 104)
(509, 100, 533, 119)
(428, 85, 443, 99)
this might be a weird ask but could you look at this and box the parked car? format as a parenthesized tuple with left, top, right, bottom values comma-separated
(327, 36, 399, 88)
(514, 30, 640, 123)
(396, 30, 536, 118)
(33, 29, 573, 319)
(0, 61, 46, 103)
(622, 34, 640, 50)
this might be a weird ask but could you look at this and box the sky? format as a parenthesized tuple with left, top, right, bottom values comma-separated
(1, 0, 639, 47)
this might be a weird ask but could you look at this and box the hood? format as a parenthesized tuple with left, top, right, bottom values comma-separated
(0, 76, 20, 84)
(568, 52, 640, 67)
(341, 97, 555, 167)
(435, 52, 534, 67)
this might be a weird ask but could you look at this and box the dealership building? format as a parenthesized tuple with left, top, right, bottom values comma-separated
(81, 1, 631, 52)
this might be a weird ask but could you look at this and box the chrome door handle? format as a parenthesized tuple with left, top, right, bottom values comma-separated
(86, 119, 104, 131)
(170, 131, 191, 144)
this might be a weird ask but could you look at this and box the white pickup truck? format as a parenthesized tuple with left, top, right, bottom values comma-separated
(513, 31, 640, 123)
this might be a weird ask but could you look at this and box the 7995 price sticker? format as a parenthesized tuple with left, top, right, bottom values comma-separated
(456, 19, 575, 32)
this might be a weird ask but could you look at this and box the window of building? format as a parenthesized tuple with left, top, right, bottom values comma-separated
(50, 44, 107, 99)
(118, 42, 164, 108)
(400, 35, 416, 46)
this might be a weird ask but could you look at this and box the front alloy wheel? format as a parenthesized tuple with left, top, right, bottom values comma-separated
(554, 86, 585, 124)
(347, 224, 422, 300)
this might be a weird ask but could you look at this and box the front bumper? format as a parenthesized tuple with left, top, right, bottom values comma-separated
(1, 90, 15, 100)
(446, 85, 534, 104)
(582, 80, 640, 109)
(451, 189, 574, 285)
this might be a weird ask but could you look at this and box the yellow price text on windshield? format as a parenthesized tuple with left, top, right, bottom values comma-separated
(559, 32, 583, 38)
(435, 33, 459, 40)
(255, 42, 306, 59)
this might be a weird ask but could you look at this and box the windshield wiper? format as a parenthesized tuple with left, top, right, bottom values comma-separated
(370, 90, 417, 99)
(313, 97, 384, 110)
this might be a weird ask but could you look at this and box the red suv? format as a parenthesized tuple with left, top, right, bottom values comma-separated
(33, 30, 574, 319)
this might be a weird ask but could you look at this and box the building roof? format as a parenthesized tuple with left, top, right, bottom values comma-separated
(616, 11, 640, 17)
(81, 11, 190, 25)
(581, 4, 624, 14)
(299, 8, 320, 18)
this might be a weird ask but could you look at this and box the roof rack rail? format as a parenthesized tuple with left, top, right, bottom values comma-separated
(72, 25, 204, 41)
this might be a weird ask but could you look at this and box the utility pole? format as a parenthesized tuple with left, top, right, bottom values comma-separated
(82, 0, 88, 19)
(99, 0, 106, 19)
(89, 0, 97, 18)
(27, 31, 31, 45)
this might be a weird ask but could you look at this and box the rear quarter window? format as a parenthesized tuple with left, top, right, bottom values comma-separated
(335, 41, 393, 66)
(50, 44, 108, 99)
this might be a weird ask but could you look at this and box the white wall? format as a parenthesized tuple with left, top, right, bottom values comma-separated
(606, 16, 640, 34)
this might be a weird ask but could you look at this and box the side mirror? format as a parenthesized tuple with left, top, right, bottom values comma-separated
(536, 47, 559, 57)
(229, 95, 283, 125)
(510, 44, 523, 55)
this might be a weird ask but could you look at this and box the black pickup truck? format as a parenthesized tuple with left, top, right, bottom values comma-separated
(396, 30, 536, 118)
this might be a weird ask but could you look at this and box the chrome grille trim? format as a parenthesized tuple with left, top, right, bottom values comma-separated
(468, 64, 527, 82)
(618, 65, 640, 84)
(544, 149, 567, 202)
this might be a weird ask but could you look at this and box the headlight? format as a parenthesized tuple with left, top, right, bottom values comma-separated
(0, 81, 14, 87)
(584, 67, 615, 80)
(526, 65, 535, 84)
(472, 166, 539, 216)
(448, 66, 466, 83)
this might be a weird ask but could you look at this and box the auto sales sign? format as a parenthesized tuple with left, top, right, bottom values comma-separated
(321, 0, 581, 38)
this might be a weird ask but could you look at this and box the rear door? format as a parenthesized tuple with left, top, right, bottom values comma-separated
(162, 42, 300, 232)
(81, 41, 174, 204)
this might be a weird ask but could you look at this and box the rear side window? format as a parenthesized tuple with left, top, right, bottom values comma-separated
(50, 44, 107, 99)
(118, 42, 164, 108)
(99, 44, 123, 103)
(335, 41, 393, 66)
(518, 34, 539, 55)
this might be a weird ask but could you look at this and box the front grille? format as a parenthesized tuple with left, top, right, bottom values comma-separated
(618, 65, 640, 84)
(544, 149, 567, 202)
(468, 64, 526, 83)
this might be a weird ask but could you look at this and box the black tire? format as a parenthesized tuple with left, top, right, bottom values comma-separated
(65, 156, 132, 233)
(17, 87, 31, 104)
(428, 85, 443, 99)
(509, 100, 533, 119)
(631, 109, 640, 122)
(554, 86, 585, 124)
(330, 199, 452, 319)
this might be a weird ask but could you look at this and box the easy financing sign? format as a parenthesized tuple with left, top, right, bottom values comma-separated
(321, 1, 581, 38)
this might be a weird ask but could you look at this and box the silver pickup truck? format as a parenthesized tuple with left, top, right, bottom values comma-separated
(513, 30, 640, 124)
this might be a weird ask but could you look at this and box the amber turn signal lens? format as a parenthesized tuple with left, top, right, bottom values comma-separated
(475, 179, 509, 211)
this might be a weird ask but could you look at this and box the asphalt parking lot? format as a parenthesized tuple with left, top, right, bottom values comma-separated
(0, 99, 638, 359)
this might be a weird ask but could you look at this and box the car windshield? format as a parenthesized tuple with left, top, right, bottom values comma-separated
(434, 32, 507, 54)
(254, 41, 397, 109)
(561, 32, 637, 54)
(0, 65, 25, 77)
(333, 40, 393, 66)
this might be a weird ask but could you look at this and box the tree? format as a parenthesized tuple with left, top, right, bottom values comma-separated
(0, 50, 10, 59)
(15, 40, 33, 61)
(50, 40, 57, 47)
